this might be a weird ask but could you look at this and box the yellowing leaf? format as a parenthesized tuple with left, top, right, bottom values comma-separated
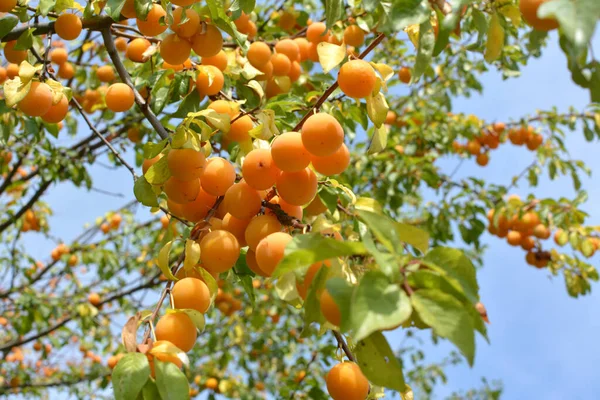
(355, 197, 383, 214)
(484, 13, 505, 63)
(189, 109, 231, 133)
(246, 80, 264, 101)
(194, 266, 218, 302)
(183, 239, 201, 272)
(366, 91, 389, 128)
(370, 62, 395, 82)
(142, 44, 157, 60)
(157, 240, 177, 280)
(317, 41, 346, 74)
(498, 4, 521, 27)
(44, 79, 65, 105)
(150, 340, 190, 367)
(82, 41, 95, 52)
(167, 308, 206, 332)
(274, 272, 302, 307)
(250, 110, 279, 140)
(4, 78, 32, 107)
(404, 24, 420, 48)
(18, 61, 41, 82)
(241, 61, 263, 80)
(367, 124, 389, 154)
(273, 75, 291, 92)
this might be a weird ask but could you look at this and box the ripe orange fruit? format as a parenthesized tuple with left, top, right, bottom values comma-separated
(476, 152, 489, 167)
(247, 41, 272, 68)
(520, 235, 536, 251)
(4, 40, 27, 64)
(55, 14, 82, 40)
(301, 113, 344, 157)
(310, 143, 350, 176)
(143, 154, 161, 174)
(294, 38, 310, 62)
(137, 4, 167, 37)
(120, 0, 136, 19)
(278, 10, 296, 31)
(19, 82, 53, 117)
(179, 187, 216, 222)
(242, 148, 280, 190)
(58, 62, 75, 79)
(192, 24, 223, 58)
(221, 213, 251, 247)
(88, 292, 101, 306)
(533, 224, 550, 239)
(155, 312, 197, 352)
(275, 39, 300, 62)
(115, 37, 127, 52)
(160, 34, 192, 65)
(223, 181, 263, 220)
(199, 230, 240, 274)
(307, 42, 319, 62)
(271, 131, 311, 172)
(50, 48, 68, 65)
(200, 157, 236, 196)
(172, 277, 211, 313)
(343, 25, 365, 47)
(164, 177, 200, 204)
(246, 249, 268, 276)
(167, 148, 206, 181)
(338, 59, 377, 99)
(205, 377, 218, 390)
(326, 362, 369, 400)
(126, 38, 151, 63)
(296, 261, 330, 299)
(519, 0, 558, 31)
(41, 95, 69, 123)
(234, 11, 251, 33)
(320, 289, 341, 326)
(255, 60, 273, 81)
(303, 196, 327, 217)
(0, 0, 17, 13)
(466, 140, 481, 155)
(208, 99, 237, 117)
(245, 215, 282, 251)
(255, 232, 292, 276)
(271, 53, 291, 76)
(107, 354, 123, 369)
(276, 168, 317, 206)
(506, 231, 522, 246)
(398, 66, 411, 84)
(195, 65, 224, 96)
(493, 122, 505, 133)
(306, 22, 330, 43)
(105, 83, 135, 112)
(171, 7, 200, 38)
(288, 61, 302, 82)
(0, 66, 7, 84)
(96, 65, 115, 82)
(228, 114, 253, 142)
(508, 128, 526, 145)
(526, 131, 543, 150)
(202, 50, 228, 71)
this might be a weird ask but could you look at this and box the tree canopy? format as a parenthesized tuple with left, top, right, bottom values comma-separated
(0, 0, 599, 399)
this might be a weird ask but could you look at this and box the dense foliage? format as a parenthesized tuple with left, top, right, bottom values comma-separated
(0, 0, 599, 399)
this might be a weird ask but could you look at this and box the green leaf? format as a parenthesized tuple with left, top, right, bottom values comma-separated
(355, 332, 406, 391)
(55, 0, 74, 13)
(206, 0, 248, 50)
(356, 210, 402, 254)
(104, 0, 127, 20)
(366, 92, 389, 128)
(325, 0, 345, 29)
(411, 289, 475, 365)
(145, 155, 170, 185)
(172, 309, 205, 332)
(367, 124, 389, 154)
(154, 359, 190, 400)
(273, 233, 367, 278)
(413, 19, 435, 81)
(303, 265, 329, 327)
(151, 71, 172, 114)
(14, 28, 34, 51)
(396, 223, 429, 254)
(0, 17, 19, 39)
(112, 353, 150, 400)
(157, 241, 177, 281)
(143, 139, 167, 159)
(584, 122, 595, 141)
(134, 0, 153, 20)
(387, 0, 430, 31)
(351, 271, 412, 342)
(433, 0, 471, 56)
(134, 177, 159, 207)
(422, 247, 479, 303)
(140, 379, 161, 400)
(325, 277, 355, 332)
(538, 0, 600, 55)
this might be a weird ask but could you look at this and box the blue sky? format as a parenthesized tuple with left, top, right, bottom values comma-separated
(15, 27, 600, 400)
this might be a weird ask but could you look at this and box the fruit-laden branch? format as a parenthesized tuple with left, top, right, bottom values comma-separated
(0, 151, 28, 195)
(0, 274, 161, 354)
(292, 33, 386, 132)
(0, 373, 109, 394)
(332, 331, 357, 363)
(1, 16, 113, 43)
(0, 180, 52, 235)
(141, 196, 224, 344)
(101, 28, 170, 140)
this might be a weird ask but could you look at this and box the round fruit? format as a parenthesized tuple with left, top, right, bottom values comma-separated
(96, 65, 115, 82)
(228, 114, 253, 142)
(320, 289, 341, 326)
(296, 261, 329, 299)
(301, 113, 344, 157)
(398, 66, 411, 84)
(167, 148, 206, 181)
(223, 181, 263, 220)
(276, 168, 317, 206)
(338, 59, 377, 99)
(246, 250, 268, 276)
(199, 230, 240, 274)
(255, 232, 292, 276)
(266, 196, 303, 220)
(221, 213, 251, 247)
(50, 48, 68, 65)
(143, 154, 161, 174)
(476, 152, 489, 167)
(275, 39, 300, 62)
(343, 25, 365, 47)
(506, 231, 522, 246)
(171, 7, 200, 38)
(271, 131, 311, 172)
(306, 22, 330, 43)
(519, 0, 558, 31)
(126, 38, 151, 63)
(192, 24, 223, 58)
(278, 11, 296, 31)
(271, 53, 291, 76)
(120, 0, 136, 19)
(4, 41, 27, 64)
(163, 177, 200, 203)
(201, 157, 236, 196)
(0, 0, 17, 13)
(326, 362, 369, 400)
(136, 4, 168, 37)
(195, 65, 224, 96)
(245, 215, 282, 251)
(179, 187, 217, 222)
(160, 34, 192, 65)
(208, 100, 237, 117)
(310, 143, 350, 176)
(242, 148, 280, 190)
(155, 312, 197, 352)
(55, 14, 82, 40)
(247, 42, 272, 68)
(41, 95, 69, 123)
(105, 83, 135, 112)
(294, 38, 309, 61)
(172, 278, 211, 313)
(202, 50, 228, 71)
(19, 82, 53, 117)
(288, 61, 302, 82)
